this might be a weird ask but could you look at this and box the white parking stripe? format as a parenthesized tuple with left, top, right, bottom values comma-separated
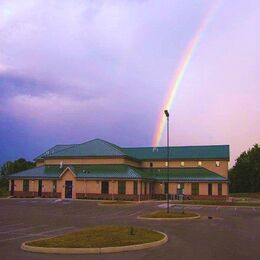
(0, 225, 48, 234)
(35, 226, 74, 235)
(0, 223, 24, 230)
(0, 227, 74, 243)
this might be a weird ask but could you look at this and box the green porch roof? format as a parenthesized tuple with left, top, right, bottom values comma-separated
(140, 167, 227, 182)
(9, 165, 227, 182)
(34, 139, 229, 161)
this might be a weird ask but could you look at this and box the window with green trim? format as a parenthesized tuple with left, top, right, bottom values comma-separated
(192, 183, 199, 196)
(23, 180, 29, 192)
(118, 181, 126, 195)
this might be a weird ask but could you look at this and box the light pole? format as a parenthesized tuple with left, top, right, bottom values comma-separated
(164, 110, 170, 213)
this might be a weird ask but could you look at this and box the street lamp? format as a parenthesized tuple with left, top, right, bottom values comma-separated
(164, 110, 170, 213)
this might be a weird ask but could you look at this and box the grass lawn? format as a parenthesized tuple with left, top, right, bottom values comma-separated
(99, 200, 136, 206)
(230, 192, 260, 200)
(26, 225, 164, 248)
(173, 200, 260, 207)
(140, 210, 199, 219)
(0, 188, 9, 198)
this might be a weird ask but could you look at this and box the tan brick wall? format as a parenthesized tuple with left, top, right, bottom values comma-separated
(14, 180, 23, 191)
(126, 181, 133, 195)
(154, 183, 163, 194)
(108, 180, 118, 195)
(184, 183, 191, 195)
(42, 180, 54, 192)
(199, 183, 208, 195)
(222, 183, 228, 196)
(41, 157, 140, 167)
(212, 183, 218, 196)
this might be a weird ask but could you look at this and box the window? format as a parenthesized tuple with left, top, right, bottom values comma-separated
(144, 182, 147, 195)
(216, 161, 220, 167)
(101, 181, 109, 194)
(192, 183, 199, 196)
(133, 181, 138, 195)
(118, 181, 126, 195)
(52, 180, 57, 193)
(181, 161, 185, 167)
(218, 183, 222, 195)
(150, 162, 153, 167)
(164, 183, 169, 194)
(177, 183, 184, 195)
(208, 183, 212, 196)
(23, 180, 29, 192)
(198, 161, 202, 166)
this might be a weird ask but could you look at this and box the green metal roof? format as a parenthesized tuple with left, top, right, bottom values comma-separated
(47, 139, 127, 158)
(9, 165, 227, 182)
(8, 166, 62, 179)
(34, 144, 76, 160)
(122, 145, 230, 160)
(140, 167, 227, 182)
(35, 139, 229, 161)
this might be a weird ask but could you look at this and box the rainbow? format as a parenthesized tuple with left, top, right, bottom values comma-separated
(152, 0, 222, 147)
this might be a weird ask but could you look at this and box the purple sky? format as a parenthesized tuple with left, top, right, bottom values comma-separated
(0, 0, 259, 167)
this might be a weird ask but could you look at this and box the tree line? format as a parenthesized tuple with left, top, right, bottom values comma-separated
(229, 144, 260, 193)
(0, 158, 35, 194)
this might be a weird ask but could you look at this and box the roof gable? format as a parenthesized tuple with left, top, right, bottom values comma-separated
(47, 139, 127, 158)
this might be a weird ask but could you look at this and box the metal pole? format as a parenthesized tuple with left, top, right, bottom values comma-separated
(167, 115, 170, 213)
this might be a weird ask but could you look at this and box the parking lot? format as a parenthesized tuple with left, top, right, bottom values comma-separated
(0, 198, 259, 260)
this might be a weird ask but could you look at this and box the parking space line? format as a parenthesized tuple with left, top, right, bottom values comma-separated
(35, 226, 74, 236)
(0, 226, 75, 243)
(0, 225, 48, 234)
(128, 210, 143, 216)
(0, 223, 24, 230)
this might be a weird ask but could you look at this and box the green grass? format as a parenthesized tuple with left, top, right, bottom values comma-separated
(0, 188, 9, 198)
(230, 193, 260, 200)
(140, 210, 199, 218)
(26, 225, 164, 248)
(99, 201, 136, 206)
(173, 200, 260, 207)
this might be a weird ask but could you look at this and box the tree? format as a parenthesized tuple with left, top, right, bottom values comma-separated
(229, 144, 260, 193)
(0, 158, 35, 190)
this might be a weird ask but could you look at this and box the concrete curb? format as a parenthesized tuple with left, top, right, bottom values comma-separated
(98, 202, 137, 206)
(138, 213, 200, 221)
(21, 231, 168, 254)
(171, 203, 260, 209)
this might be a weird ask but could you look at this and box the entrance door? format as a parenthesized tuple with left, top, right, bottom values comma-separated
(101, 181, 109, 194)
(65, 181, 73, 198)
(11, 180, 14, 196)
(38, 180, 42, 197)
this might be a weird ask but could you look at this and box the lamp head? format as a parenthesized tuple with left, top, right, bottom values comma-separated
(164, 110, 169, 117)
